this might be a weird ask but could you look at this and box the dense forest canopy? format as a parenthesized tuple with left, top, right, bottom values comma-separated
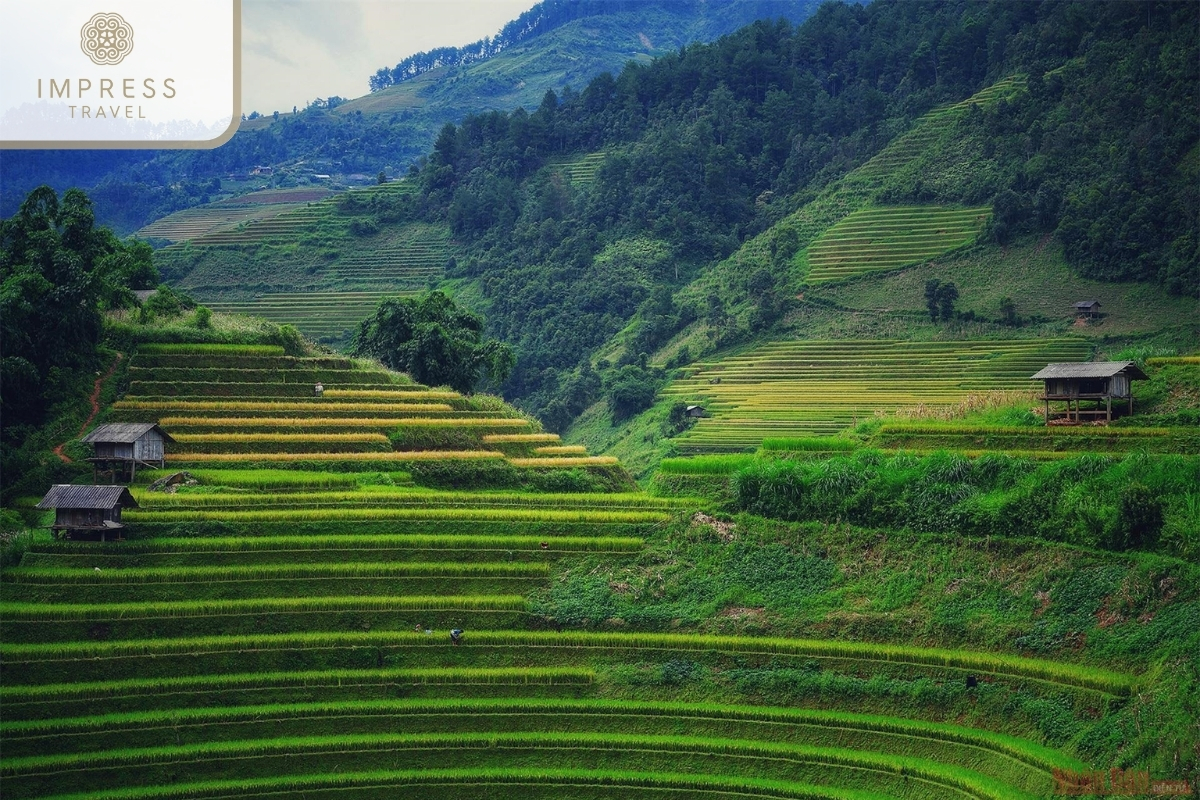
(0, 187, 158, 435)
(388, 0, 1196, 427)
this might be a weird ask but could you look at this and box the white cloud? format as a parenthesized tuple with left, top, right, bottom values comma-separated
(241, 0, 536, 114)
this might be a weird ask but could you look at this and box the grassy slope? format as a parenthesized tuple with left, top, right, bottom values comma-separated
(566, 76, 1198, 459)
(6, 336, 1197, 795)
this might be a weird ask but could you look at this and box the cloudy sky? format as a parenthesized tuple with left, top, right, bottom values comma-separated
(242, 0, 537, 114)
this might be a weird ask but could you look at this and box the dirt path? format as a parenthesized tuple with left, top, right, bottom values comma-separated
(53, 353, 124, 463)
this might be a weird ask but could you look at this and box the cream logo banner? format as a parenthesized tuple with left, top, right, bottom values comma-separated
(1, 0, 240, 148)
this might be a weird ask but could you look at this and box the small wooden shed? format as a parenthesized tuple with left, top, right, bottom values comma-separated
(82, 423, 175, 482)
(1073, 300, 1102, 319)
(685, 405, 708, 418)
(36, 484, 138, 540)
(1030, 361, 1147, 424)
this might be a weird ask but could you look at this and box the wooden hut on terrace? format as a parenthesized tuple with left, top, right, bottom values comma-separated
(36, 484, 138, 540)
(1073, 300, 1102, 319)
(82, 423, 175, 482)
(1030, 361, 1147, 424)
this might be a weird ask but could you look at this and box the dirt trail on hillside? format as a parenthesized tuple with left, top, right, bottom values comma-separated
(53, 353, 124, 464)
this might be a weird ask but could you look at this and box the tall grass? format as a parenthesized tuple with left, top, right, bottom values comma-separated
(2, 630, 1133, 695)
(0, 733, 1030, 800)
(0, 767, 898, 800)
(0, 669, 597, 706)
(0, 595, 529, 621)
(761, 438, 858, 452)
(509, 457, 621, 467)
(136, 344, 285, 355)
(117, 401, 453, 413)
(173, 469, 389, 490)
(33, 534, 645, 554)
(159, 415, 456, 427)
(165, 450, 505, 463)
(4, 562, 549, 585)
(0, 697, 1084, 773)
(483, 434, 561, 443)
(658, 456, 756, 475)
(324, 389, 460, 400)
(132, 489, 684, 510)
(877, 424, 1172, 437)
(172, 433, 392, 443)
(125, 507, 671, 523)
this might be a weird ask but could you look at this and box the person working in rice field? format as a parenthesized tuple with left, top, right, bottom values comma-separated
(450, 628, 463, 645)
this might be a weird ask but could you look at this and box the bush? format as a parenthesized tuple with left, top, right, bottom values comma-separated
(606, 365, 659, 423)
(1106, 483, 1165, 552)
(732, 451, 1199, 556)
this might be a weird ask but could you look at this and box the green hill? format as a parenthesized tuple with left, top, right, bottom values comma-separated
(4, 340, 1196, 797)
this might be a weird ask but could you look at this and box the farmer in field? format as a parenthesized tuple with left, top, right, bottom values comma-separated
(450, 628, 463, 645)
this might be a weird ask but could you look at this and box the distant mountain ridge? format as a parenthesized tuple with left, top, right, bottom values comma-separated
(368, 0, 821, 91)
(0, 1, 821, 230)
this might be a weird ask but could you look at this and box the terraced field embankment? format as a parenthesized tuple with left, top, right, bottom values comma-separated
(151, 183, 455, 343)
(664, 338, 1091, 452)
(0, 343, 1123, 799)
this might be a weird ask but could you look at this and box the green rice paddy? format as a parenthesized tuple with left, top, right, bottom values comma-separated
(663, 338, 1091, 452)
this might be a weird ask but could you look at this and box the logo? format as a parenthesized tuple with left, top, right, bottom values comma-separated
(80, 12, 133, 65)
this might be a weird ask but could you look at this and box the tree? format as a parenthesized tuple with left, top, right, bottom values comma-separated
(997, 296, 1017, 326)
(1, 186, 157, 432)
(350, 291, 513, 394)
(605, 364, 658, 422)
(923, 279, 958, 323)
(937, 282, 959, 322)
(924, 280, 942, 322)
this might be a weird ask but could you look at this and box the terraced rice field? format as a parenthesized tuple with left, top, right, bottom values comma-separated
(549, 150, 607, 184)
(804, 205, 991, 282)
(766, 77, 1021, 280)
(152, 194, 454, 341)
(202, 291, 411, 340)
(664, 338, 1091, 452)
(0, 341, 1119, 797)
(136, 188, 335, 243)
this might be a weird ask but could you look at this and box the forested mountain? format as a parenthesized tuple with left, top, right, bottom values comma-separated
(368, 0, 812, 91)
(0, 0, 820, 231)
(381, 0, 1195, 428)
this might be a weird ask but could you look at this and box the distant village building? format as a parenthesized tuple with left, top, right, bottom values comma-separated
(36, 485, 138, 540)
(82, 423, 175, 482)
(1073, 300, 1102, 319)
(1030, 361, 1147, 424)
(251, 165, 274, 176)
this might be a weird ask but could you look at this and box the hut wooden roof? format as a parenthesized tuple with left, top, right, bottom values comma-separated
(1030, 361, 1147, 381)
(36, 485, 139, 510)
(1073, 300, 1101, 309)
(81, 423, 176, 444)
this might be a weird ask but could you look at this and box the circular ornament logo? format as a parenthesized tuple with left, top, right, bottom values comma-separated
(80, 12, 134, 65)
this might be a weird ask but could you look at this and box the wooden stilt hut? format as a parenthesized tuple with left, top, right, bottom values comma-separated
(1030, 361, 1147, 424)
(81, 423, 174, 482)
(36, 485, 138, 541)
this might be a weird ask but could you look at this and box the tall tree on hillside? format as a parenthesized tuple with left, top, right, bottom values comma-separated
(351, 291, 514, 394)
(0, 186, 158, 432)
